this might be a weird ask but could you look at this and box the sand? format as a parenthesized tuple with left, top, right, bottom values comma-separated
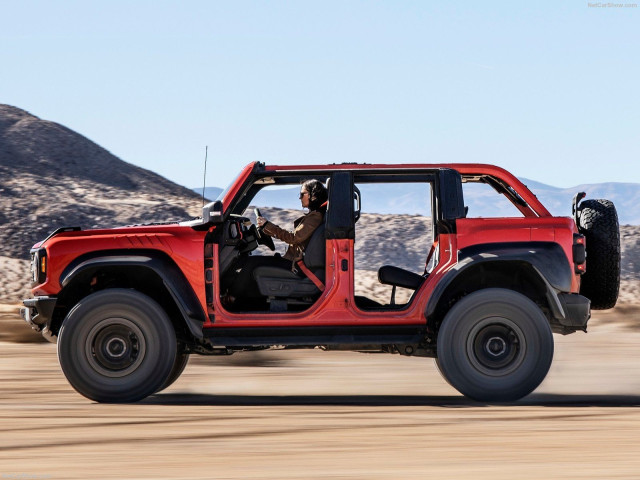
(1, 304, 640, 479)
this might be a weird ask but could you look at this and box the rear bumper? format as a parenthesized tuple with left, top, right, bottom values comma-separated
(21, 296, 58, 342)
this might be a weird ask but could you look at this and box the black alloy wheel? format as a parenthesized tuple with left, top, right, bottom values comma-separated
(436, 288, 554, 402)
(58, 289, 177, 403)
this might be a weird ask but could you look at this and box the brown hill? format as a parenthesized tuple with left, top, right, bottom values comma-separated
(0, 104, 202, 259)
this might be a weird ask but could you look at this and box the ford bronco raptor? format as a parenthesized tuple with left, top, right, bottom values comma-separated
(21, 162, 620, 403)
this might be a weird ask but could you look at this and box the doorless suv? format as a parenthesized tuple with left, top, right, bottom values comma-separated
(22, 162, 620, 403)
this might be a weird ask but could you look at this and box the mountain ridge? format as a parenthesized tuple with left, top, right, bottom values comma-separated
(0, 104, 202, 259)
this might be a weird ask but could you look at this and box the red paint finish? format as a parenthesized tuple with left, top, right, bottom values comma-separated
(33, 224, 208, 311)
(456, 217, 577, 249)
(457, 216, 581, 292)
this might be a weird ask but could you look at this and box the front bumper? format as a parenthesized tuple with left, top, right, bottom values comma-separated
(21, 296, 58, 342)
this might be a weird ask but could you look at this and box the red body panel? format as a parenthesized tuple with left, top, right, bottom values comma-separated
(457, 217, 581, 292)
(33, 225, 208, 312)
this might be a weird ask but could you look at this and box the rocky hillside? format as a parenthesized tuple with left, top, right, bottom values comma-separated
(0, 104, 202, 259)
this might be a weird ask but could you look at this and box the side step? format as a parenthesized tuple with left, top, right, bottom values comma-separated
(203, 325, 425, 348)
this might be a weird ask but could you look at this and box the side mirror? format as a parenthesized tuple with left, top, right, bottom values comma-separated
(202, 200, 224, 224)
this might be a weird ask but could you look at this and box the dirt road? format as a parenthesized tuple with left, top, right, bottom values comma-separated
(1, 307, 640, 479)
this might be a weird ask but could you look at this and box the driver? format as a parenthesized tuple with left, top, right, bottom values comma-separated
(223, 179, 328, 308)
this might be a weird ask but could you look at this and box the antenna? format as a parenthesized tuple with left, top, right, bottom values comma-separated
(202, 145, 208, 208)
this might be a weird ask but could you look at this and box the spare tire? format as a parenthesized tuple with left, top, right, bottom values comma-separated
(577, 199, 620, 309)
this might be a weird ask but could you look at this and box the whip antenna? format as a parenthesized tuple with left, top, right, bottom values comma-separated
(202, 145, 208, 208)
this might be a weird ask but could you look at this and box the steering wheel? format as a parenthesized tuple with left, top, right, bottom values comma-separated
(254, 208, 275, 251)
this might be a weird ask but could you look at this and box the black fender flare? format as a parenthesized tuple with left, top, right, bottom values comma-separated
(60, 250, 206, 340)
(426, 242, 574, 323)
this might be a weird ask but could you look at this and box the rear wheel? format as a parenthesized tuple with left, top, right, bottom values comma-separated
(577, 199, 620, 309)
(58, 289, 177, 403)
(436, 289, 554, 402)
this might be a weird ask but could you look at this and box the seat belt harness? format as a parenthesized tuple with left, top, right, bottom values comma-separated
(296, 260, 325, 290)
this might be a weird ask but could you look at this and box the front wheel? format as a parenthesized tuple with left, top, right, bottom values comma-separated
(436, 289, 554, 402)
(58, 289, 177, 403)
(156, 349, 190, 393)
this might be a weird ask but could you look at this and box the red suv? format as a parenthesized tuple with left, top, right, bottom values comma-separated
(22, 162, 620, 403)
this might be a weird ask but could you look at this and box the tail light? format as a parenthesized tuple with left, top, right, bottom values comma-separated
(573, 234, 586, 274)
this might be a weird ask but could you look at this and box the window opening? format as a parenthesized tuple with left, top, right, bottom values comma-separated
(353, 181, 434, 310)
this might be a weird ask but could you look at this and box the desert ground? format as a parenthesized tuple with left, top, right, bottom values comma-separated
(1, 299, 640, 479)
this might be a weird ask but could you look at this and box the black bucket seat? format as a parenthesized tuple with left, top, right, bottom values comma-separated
(252, 222, 326, 311)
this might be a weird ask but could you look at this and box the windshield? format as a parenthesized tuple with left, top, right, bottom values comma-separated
(216, 171, 243, 204)
(212, 162, 258, 211)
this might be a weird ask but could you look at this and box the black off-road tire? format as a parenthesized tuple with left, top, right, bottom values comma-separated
(433, 357, 451, 387)
(577, 199, 620, 310)
(436, 289, 554, 402)
(156, 350, 190, 393)
(58, 289, 177, 403)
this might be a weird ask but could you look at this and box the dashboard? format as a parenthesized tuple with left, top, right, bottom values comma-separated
(225, 215, 259, 253)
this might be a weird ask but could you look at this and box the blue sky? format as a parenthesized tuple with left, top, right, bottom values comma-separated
(1, 1, 638, 189)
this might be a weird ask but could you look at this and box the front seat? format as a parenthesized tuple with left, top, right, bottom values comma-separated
(252, 223, 326, 311)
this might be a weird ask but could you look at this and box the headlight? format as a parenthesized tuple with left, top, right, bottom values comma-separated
(30, 248, 47, 285)
(30, 251, 38, 283)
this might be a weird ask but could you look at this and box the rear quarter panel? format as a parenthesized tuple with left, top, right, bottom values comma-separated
(456, 217, 581, 292)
